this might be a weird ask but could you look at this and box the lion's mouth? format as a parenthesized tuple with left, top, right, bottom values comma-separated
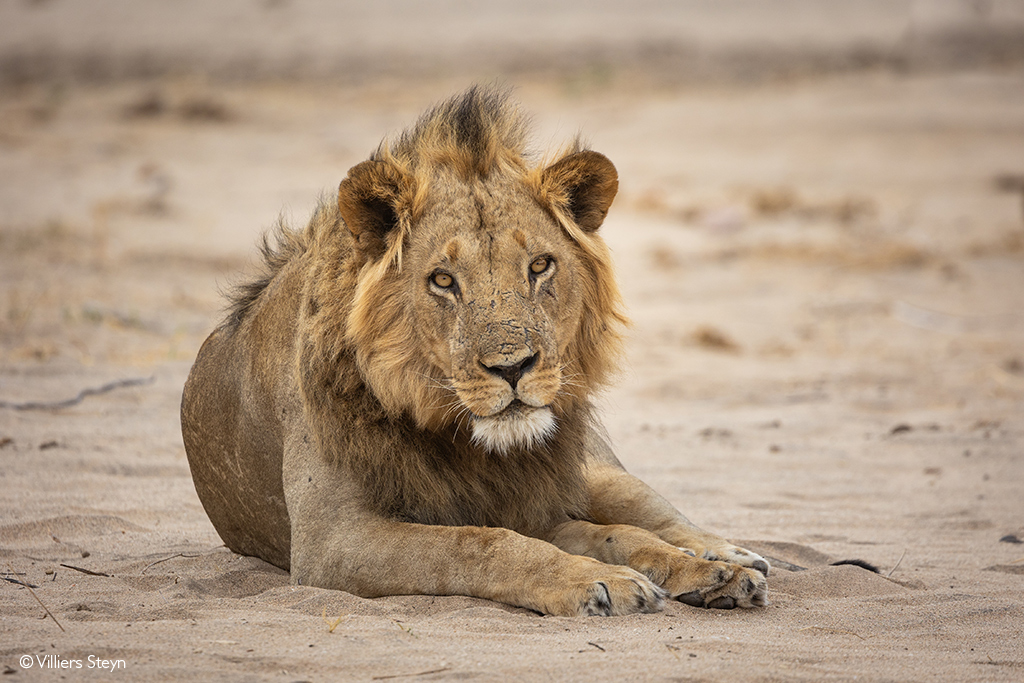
(469, 401, 556, 454)
(499, 399, 528, 414)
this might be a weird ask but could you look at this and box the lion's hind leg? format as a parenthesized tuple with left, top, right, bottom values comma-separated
(548, 521, 768, 609)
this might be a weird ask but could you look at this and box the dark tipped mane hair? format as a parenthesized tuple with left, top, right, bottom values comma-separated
(374, 85, 532, 177)
(222, 214, 310, 329)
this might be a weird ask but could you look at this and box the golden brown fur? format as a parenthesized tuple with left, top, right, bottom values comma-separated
(182, 86, 770, 616)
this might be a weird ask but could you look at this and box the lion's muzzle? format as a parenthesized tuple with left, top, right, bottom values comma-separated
(481, 351, 538, 391)
(458, 349, 561, 454)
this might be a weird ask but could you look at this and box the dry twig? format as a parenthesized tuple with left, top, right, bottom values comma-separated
(371, 668, 450, 681)
(887, 549, 907, 578)
(392, 619, 417, 638)
(321, 607, 345, 633)
(142, 552, 202, 574)
(59, 563, 111, 577)
(2, 576, 38, 589)
(6, 562, 64, 632)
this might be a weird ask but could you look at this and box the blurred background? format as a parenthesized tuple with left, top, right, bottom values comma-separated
(3, 0, 1024, 85)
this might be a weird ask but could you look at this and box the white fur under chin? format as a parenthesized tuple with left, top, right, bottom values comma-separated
(471, 406, 557, 455)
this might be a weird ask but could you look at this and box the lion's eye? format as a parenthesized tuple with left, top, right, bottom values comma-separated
(530, 257, 551, 275)
(431, 272, 454, 289)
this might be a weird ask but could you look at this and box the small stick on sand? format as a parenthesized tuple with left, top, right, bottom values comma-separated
(321, 607, 345, 633)
(392, 619, 417, 637)
(371, 668, 450, 681)
(59, 563, 111, 577)
(2, 576, 39, 589)
(142, 552, 201, 574)
(887, 549, 907, 578)
(6, 562, 65, 632)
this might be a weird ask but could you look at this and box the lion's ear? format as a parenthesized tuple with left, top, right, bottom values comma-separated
(541, 150, 618, 233)
(338, 159, 409, 259)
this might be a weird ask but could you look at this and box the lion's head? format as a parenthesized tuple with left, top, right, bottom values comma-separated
(328, 87, 626, 454)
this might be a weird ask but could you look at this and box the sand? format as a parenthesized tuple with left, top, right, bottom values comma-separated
(2, 5, 1024, 681)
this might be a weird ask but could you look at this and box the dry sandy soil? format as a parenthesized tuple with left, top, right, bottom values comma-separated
(2, 8, 1024, 681)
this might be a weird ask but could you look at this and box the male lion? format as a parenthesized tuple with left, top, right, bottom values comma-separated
(181, 87, 769, 616)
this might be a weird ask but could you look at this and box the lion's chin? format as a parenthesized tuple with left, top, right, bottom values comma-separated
(470, 403, 556, 455)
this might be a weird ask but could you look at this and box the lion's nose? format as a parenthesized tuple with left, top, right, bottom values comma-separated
(482, 353, 538, 391)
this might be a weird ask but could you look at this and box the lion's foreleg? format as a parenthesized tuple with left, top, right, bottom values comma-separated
(281, 444, 663, 617)
(584, 463, 770, 577)
(294, 516, 669, 616)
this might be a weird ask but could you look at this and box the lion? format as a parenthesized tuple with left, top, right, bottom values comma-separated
(181, 86, 769, 616)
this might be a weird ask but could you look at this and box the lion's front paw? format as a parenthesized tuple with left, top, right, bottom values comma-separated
(674, 561, 768, 609)
(701, 544, 770, 577)
(550, 561, 666, 617)
(629, 547, 768, 609)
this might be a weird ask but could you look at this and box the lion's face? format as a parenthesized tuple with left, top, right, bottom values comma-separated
(340, 149, 625, 454)
(403, 172, 586, 453)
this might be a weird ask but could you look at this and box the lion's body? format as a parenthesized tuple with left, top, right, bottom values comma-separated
(181, 87, 769, 615)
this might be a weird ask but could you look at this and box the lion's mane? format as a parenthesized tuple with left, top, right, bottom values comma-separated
(223, 87, 629, 535)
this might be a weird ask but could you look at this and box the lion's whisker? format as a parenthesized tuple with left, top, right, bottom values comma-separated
(418, 372, 456, 392)
(441, 400, 465, 423)
(452, 404, 474, 439)
(434, 401, 458, 418)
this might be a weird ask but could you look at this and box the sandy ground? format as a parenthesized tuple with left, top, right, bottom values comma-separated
(2, 8, 1024, 680)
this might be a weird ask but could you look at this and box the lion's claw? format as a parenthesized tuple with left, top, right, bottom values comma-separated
(701, 545, 771, 577)
(566, 566, 666, 617)
(678, 591, 704, 607)
(583, 582, 612, 615)
(706, 596, 736, 610)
